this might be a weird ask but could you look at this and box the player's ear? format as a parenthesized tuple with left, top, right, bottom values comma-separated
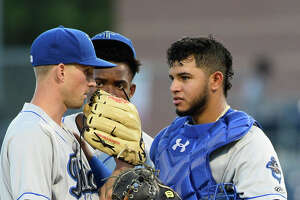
(129, 83, 136, 98)
(209, 71, 223, 92)
(55, 63, 65, 82)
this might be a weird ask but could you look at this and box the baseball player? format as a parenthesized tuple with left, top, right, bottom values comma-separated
(62, 31, 153, 186)
(0, 26, 116, 200)
(150, 37, 288, 199)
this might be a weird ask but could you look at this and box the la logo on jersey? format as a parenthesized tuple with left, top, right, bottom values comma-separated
(266, 156, 282, 184)
(68, 153, 98, 198)
(172, 138, 190, 152)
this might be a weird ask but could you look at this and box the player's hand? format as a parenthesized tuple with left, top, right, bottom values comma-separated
(82, 89, 146, 166)
(99, 160, 132, 200)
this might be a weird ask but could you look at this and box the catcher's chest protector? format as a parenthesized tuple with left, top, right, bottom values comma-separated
(154, 109, 256, 200)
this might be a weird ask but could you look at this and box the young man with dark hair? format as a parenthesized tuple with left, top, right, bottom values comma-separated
(62, 31, 153, 188)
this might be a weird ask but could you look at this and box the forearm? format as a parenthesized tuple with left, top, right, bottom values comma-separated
(89, 155, 112, 188)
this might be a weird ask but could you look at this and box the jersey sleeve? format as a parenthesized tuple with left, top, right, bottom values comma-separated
(8, 122, 53, 200)
(228, 126, 287, 199)
(89, 155, 112, 188)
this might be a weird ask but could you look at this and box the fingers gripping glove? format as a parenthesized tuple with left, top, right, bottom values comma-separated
(83, 89, 146, 165)
(112, 167, 182, 200)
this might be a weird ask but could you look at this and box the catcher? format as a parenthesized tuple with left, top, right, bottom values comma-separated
(82, 89, 182, 200)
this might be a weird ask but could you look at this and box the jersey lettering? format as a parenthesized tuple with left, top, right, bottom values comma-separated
(68, 153, 98, 198)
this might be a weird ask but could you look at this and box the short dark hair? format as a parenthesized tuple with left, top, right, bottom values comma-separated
(93, 40, 141, 80)
(167, 36, 234, 97)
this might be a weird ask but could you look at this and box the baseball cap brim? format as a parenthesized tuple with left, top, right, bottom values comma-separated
(79, 57, 116, 68)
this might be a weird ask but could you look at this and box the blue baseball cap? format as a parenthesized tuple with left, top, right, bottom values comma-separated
(91, 31, 136, 58)
(30, 26, 116, 68)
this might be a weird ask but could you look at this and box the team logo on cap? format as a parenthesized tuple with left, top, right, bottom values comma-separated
(266, 156, 282, 184)
(102, 31, 117, 39)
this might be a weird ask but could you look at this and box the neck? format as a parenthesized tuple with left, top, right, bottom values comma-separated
(192, 95, 229, 124)
(31, 82, 66, 125)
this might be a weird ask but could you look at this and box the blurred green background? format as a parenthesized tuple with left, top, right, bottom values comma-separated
(0, 0, 114, 137)
(4, 0, 114, 45)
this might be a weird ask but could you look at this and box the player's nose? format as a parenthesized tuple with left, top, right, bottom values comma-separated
(103, 85, 118, 96)
(88, 79, 97, 87)
(170, 79, 181, 93)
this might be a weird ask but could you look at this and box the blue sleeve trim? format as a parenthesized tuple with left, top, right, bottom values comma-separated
(17, 192, 50, 200)
(102, 155, 113, 164)
(245, 193, 287, 199)
(89, 155, 112, 188)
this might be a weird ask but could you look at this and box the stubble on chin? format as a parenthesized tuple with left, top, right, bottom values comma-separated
(175, 91, 208, 117)
(176, 108, 190, 117)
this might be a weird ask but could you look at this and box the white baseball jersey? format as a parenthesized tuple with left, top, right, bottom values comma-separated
(210, 125, 287, 199)
(0, 103, 99, 200)
(62, 113, 154, 169)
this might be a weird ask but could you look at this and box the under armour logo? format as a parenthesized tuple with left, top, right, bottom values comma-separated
(172, 138, 190, 152)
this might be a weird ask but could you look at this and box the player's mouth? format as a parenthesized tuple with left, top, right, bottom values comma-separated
(173, 97, 184, 105)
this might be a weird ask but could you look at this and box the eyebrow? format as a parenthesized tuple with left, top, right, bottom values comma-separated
(95, 78, 128, 84)
(94, 77, 107, 82)
(170, 72, 191, 77)
(115, 80, 128, 85)
(177, 72, 191, 76)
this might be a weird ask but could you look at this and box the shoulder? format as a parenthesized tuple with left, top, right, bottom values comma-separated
(6, 113, 47, 139)
(235, 125, 273, 151)
(221, 125, 276, 163)
(3, 118, 53, 156)
(227, 125, 287, 198)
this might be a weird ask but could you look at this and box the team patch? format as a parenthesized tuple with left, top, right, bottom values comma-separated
(266, 156, 282, 184)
